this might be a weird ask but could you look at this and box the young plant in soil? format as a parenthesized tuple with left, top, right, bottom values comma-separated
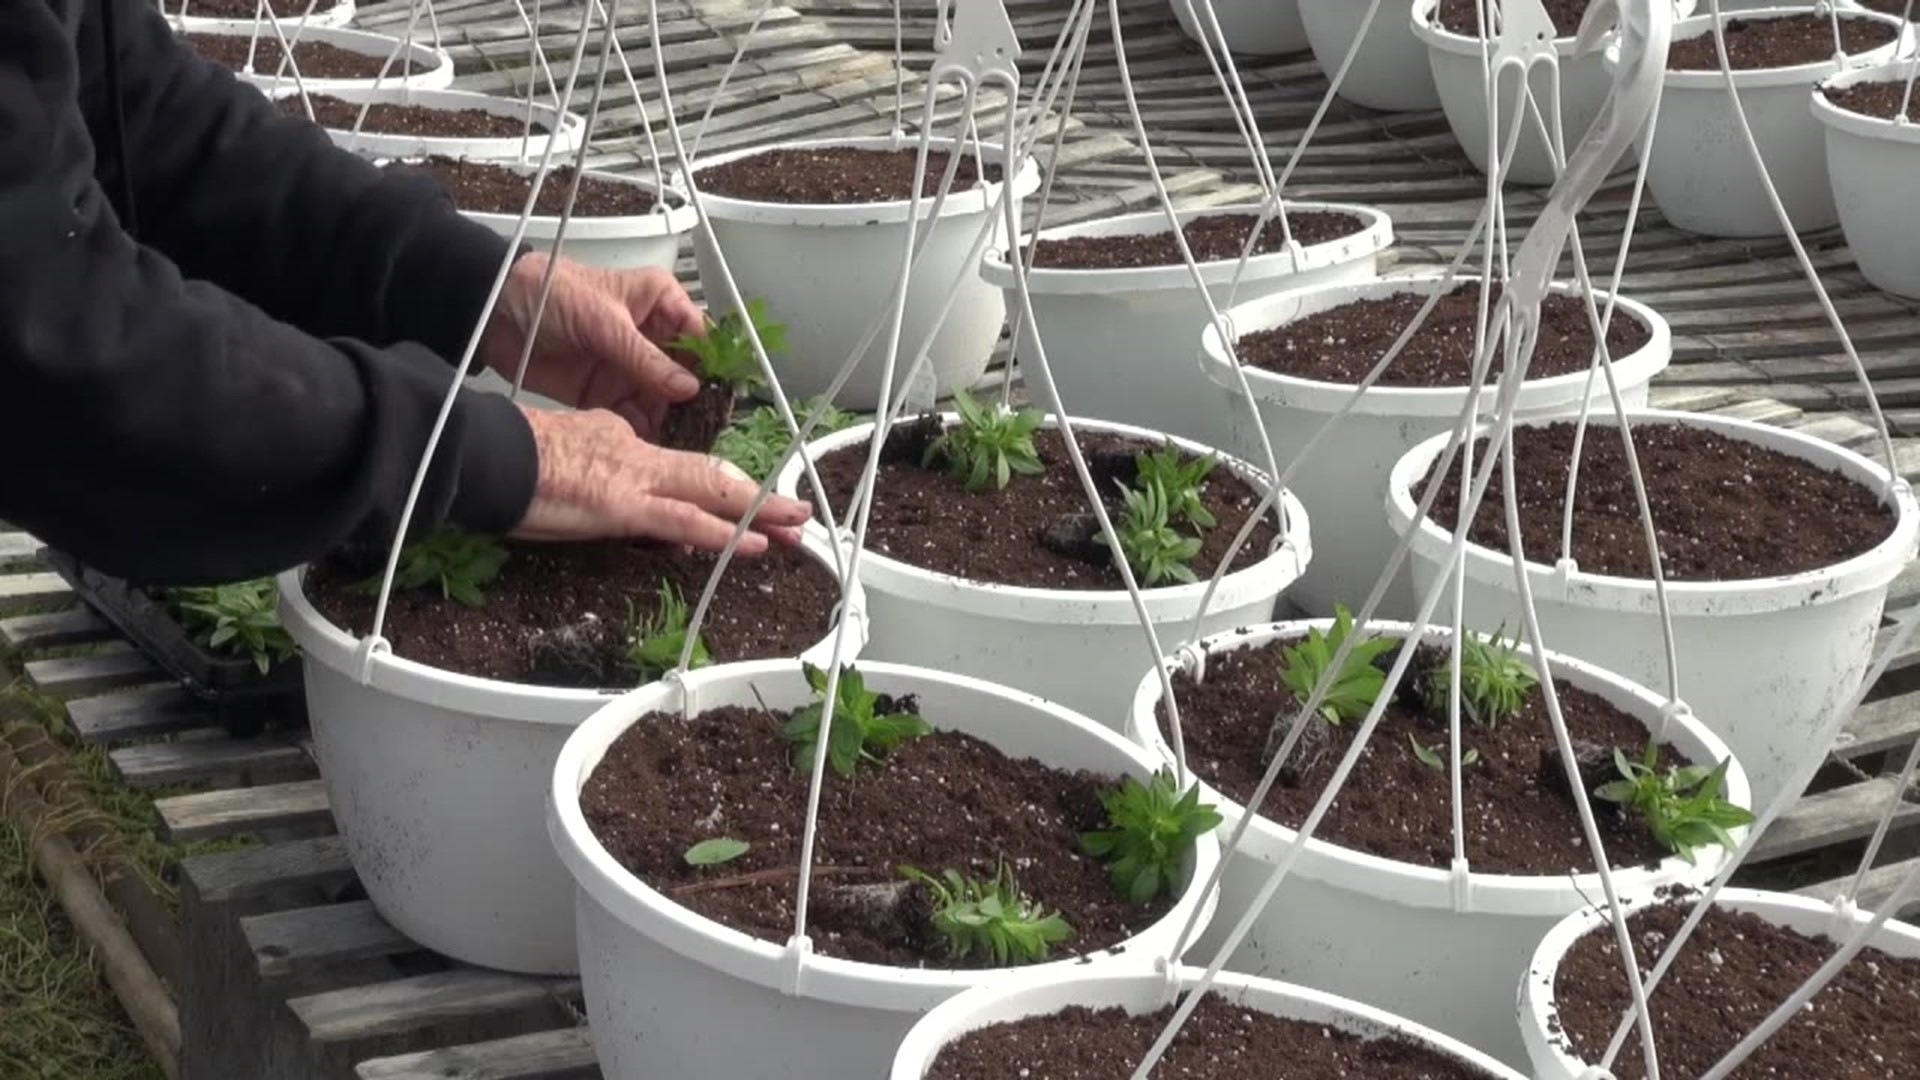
(1409, 734, 1480, 771)
(1265, 604, 1397, 768)
(712, 396, 860, 482)
(657, 298, 784, 455)
(898, 862, 1075, 965)
(780, 662, 933, 779)
(1595, 745, 1754, 865)
(1111, 478, 1203, 586)
(624, 582, 711, 682)
(168, 578, 298, 675)
(353, 527, 508, 608)
(1134, 440, 1218, 529)
(1080, 769, 1222, 906)
(684, 838, 750, 867)
(923, 389, 1046, 493)
(1419, 625, 1538, 730)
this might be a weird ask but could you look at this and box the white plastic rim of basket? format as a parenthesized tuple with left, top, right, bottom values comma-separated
(545, 659, 1224, 1075)
(269, 85, 588, 161)
(1812, 58, 1920, 299)
(891, 965, 1527, 1080)
(1519, 887, 1920, 1079)
(192, 21, 455, 93)
(167, 0, 356, 31)
(1297, 0, 1442, 111)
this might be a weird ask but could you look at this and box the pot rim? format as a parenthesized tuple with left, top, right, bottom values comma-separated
(1813, 57, 1920, 144)
(686, 135, 1042, 226)
(1606, 7, 1907, 90)
(374, 155, 698, 238)
(183, 20, 454, 80)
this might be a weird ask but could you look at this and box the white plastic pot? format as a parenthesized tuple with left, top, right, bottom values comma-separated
(1520, 887, 1920, 1078)
(384, 157, 695, 272)
(1386, 408, 1920, 813)
(1620, 6, 1905, 238)
(1127, 618, 1751, 1070)
(272, 85, 586, 162)
(1413, 0, 1698, 186)
(1199, 271, 1671, 620)
(1169, 0, 1309, 56)
(548, 660, 1223, 1080)
(688, 136, 1039, 411)
(772, 415, 1312, 732)
(1300, 0, 1443, 112)
(1815, 59, 1920, 299)
(979, 202, 1395, 452)
(168, 0, 356, 31)
(189, 21, 455, 93)
(275, 532, 866, 975)
(892, 964, 1526, 1079)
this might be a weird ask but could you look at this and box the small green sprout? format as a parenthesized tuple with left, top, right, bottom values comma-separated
(1596, 744, 1755, 865)
(780, 663, 933, 779)
(1080, 769, 1222, 906)
(1112, 479, 1203, 586)
(354, 528, 507, 608)
(669, 297, 784, 393)
(1134, 441, 1218, 529)
(711, 396, 860, 481)
(1408, 734, 1480, 771)
(684, 838, 750, 867)
(1422, 626, 1538, 729)
(625, 582, 711, 682)
(899, 862, 1075, 966)
(923, 389, 1045, 492)
(169, 578, 297, 675)
(1278, 604, 1397, 726)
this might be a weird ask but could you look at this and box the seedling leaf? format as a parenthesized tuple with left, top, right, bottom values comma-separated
(684, 838, 750, 867)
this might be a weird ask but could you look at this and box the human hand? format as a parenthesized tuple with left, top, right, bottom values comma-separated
(511, 405, 811, 554)
(480, 251, 707, 438)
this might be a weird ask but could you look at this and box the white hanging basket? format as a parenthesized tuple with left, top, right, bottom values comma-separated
(1411, 0, 1698, 186)
(772, 415, 1312, 732)
(271, 85, 586, 162)
(186, 21, 455, 93)
(686, 136, 1039, 411)
(1618, 6, 1905, 238)
(1197, 270, 1671, 621)
(1299, 0, 1442, 113)
(1168, 0, 1309, 57)
(891, 964, 1527, 1079)
(1814, 59, 1920, 299)
(167, 0, 356, 32)
(1385, 408, 1920, 813)
(1127, 619, 1751, 1069)
(978, 201, 1395, 452)
(547, 660, 1224, 1080)
(274, 532, 867, 975)
(1519, 887, 1920, 1078)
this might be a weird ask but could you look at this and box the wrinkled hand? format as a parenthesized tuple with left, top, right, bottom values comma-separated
(480, 251, 707, 438)
(511, 407, 811, 553)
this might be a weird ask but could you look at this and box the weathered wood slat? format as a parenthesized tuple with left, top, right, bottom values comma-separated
(1837, 695, 1920, 761)
(354, 1028, 599, 1080)
(181, 835, 353, 906)
(0, 532, 40, 563)
(111, 733, 317, 790)
(1749, 777, 1920, 863)
(1797, 858, 1920, 920)
(23, 646, 162, 696)
(293, 970, 581, 1044)
(64, 685, 207, 744)
(0, 571, 72, 612)
(244, 901, 417, 981)
(156, 779, 332, 843)
(0, 607, 114, 651)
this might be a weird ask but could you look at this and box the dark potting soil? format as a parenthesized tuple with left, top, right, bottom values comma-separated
(655, 381, 737, 455)
(926, 996, 1496, 1080)
(1235, 282, 1650, 388)
(696, 146, 1005, 204)
(809, 426, 1279, 591)
(303, 540, 838, 687)
(1667, 14, 1898, 72)
(1824, 76, 1920, 122)
(1417, 421, 1897, 581)
(282, 93, 542, 139)
(1161, 639, 1683, 874)
(184, 32, 425, 79)
(165, 0, 341, 17)
(1551, 892, 1920, 1078)
(1027, 210, 1369, 270)
(383, 156, 660, 217)
(580, 700, 1172, 966)
(1436, 0, 1595, 37)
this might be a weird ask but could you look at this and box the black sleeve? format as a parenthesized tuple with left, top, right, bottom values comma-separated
(99, 0, 508, 361)
(0, 1, 537, 587)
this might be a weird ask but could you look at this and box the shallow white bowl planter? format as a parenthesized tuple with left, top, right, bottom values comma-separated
(1127, 618, 1750, 1069)
(275, 532, 866, 975)
(773, 415, 1311, 732)
(1300, 0, 1443, 112)
(1169, 0, 1309, 56)
(1199, 271, 1670, 620)
(190, 21, 455, 93)
(1519, 887, 1920, 1078)
(979, 202, 1395, 451)
(1815, 59, 1920, 299)
(1386, 408, 1920, 813)
(168, 0, 356, 31)
(892, 964, 1526, 1079)
(689, 136, 1039, 411)
(1413, 0, 1697, 186)
(1619, 6, 1905, 238)
(548, 659, 1223, 1080)
(273, 85, 585, 162)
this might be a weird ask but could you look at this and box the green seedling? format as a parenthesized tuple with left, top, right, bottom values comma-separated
(354, 528, 508, 608)
(780, 663, 933, 779)
(1134, 440, 1218, 529)
(1408, 734, 1480, 771)
(923, 389, 1045, 492)
(1080, 769, 1222, 906)
(712, 396, 860, 481)
(1596, 743, 1755, 865)
(1112, 479, 1203, 586)
(668, 297, 784, 393)
(169, 578, 296, 675)
(899, 862, 1074, 966)
(1278, 604, 1397, 726)
(684, 838, 750, 867)
(625, 582, 711, 682)
(1422, 626, 1538, 729)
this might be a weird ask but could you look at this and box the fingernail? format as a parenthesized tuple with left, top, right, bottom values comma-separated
(669, 370, 701, 396)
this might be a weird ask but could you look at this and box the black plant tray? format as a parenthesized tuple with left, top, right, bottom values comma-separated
(41, 548, 307, 731)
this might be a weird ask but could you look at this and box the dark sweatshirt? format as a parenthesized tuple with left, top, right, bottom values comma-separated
(0, 0, 540, 587)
